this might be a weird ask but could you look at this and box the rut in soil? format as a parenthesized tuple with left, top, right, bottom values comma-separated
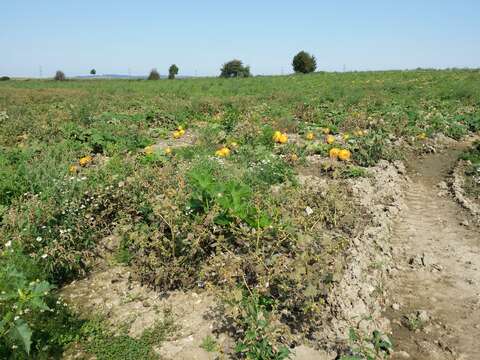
(388, 144, 480, 360)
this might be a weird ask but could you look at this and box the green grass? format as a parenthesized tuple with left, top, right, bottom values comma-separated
(79, 314, 175, 360)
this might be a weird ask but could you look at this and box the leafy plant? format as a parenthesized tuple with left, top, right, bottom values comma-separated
(187, 165, 270, 228)
(0, 248, 81, 358)
(340, 328, 392, 360)
(200, 335, 219, 353)
(81, 312, 175, 360)
(231, 290, 291, 360)
(0, 252, 53, 355)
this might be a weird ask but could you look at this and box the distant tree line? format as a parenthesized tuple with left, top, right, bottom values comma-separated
(50, 50, 317, 81)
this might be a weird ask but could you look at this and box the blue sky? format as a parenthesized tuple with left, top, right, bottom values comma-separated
(1, 0, 479, 77)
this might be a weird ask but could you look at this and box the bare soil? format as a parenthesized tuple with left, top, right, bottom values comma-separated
(387, 141, 480, 360)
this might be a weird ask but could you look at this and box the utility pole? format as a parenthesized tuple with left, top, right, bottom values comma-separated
(343, 64, 346, 73)
(39, 66, 43, 78)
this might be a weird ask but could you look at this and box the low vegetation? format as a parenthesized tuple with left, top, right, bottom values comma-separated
(460, 140, 480, 202)
(0, 69, 479, 358)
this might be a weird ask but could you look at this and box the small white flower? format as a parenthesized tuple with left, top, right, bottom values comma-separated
(41, 254, 48, 259)
(5, 240, 12, 248)
(36, 236, 42, 242)
(14, 316, 19, 321)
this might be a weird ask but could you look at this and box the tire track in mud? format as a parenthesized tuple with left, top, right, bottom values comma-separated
(388, 143, 480, 360)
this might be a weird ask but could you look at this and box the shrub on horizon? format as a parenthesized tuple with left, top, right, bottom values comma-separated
(148, 69, 161, 80)
(220, 59, 251, 78)
(168, 64, 179, 79)
(292, 51, 317, 74)
(54, 70, 66, 81)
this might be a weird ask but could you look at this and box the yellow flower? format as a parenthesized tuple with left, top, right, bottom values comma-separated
(69, 165, 78, 173)
(329, 148, 340, 159)
(215, 147, 231, 157)
(326, 135, 335, 144)
(305, 132, 315, 141)
(342, 133, 350, 141)
(338, 149, 352, 161)
(144, 145, 154, 155)
(79, 155, 93, 167)
(321, 127, 331, 134)
(290, 153, 299, 162)
(165, 147, 172, 155)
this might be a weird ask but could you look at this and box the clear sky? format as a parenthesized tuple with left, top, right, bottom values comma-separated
(1, 0, 479, 77)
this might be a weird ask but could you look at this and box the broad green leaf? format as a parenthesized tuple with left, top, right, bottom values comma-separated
(10, 320, 32, 354)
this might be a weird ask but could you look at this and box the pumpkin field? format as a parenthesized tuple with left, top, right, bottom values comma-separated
(1, 69, 480, 359)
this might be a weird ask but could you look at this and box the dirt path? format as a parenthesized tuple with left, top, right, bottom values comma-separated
(388, 143, 480, 360)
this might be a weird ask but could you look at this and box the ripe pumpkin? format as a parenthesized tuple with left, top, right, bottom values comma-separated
(329, 148, 340, 159)
(326, 135, 335, 144)
(215, 147, 231, 157)
(273, 131, 288, 144)
(79, 155, 93, 167)
(278, 133, 288, 144)
(173, 129, 185, 139)
(338, 149, 352, 161)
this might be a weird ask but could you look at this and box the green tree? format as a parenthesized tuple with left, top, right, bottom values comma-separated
(168, 64, 179, 79)
(220, 60, 251, 78)
(147, 68, 160, 80)
(90, 69, 96, 75)
(292, 51, 317, 74)
(54, 70, 66, 81)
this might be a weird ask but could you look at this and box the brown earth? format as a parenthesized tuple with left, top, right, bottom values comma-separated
(387, 140, 480, 360)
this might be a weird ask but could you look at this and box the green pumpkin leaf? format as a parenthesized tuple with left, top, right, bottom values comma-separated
(10, 320, 32, 354)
